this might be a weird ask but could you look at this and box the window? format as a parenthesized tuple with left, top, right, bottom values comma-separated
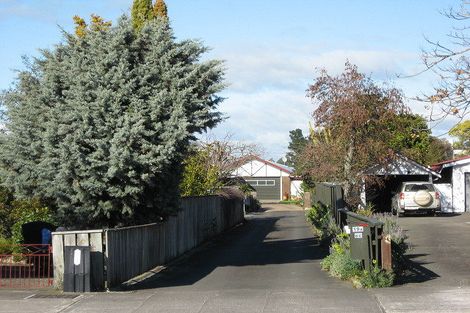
(404, 184, 435, 192)
(246, 179, 276, 187)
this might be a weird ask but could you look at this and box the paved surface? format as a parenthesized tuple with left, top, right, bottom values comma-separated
(0, 205, 383, 313)
(371, 213, 470, 313)
(3, 207, 470, 313)
(261, 203, 305, 212)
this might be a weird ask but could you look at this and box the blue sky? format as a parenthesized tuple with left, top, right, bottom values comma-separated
(0, 0, 461, 159)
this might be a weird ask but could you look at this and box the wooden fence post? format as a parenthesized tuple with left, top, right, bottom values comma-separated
(381, 235, 392, 271)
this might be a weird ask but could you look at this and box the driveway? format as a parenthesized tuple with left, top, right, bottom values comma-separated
(0, 208, 383, 313)
(371, 213, 470, 312)
(261, 203, 303, 212)
(5, 209, 469, 313)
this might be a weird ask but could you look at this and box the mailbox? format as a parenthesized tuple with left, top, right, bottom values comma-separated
(346, 212, 383, 270)
(64, 246, 91, 292)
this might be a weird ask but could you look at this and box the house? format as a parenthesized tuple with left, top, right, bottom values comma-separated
(232, 156, 302, 201)
(431, 155, 470, 213)
(361, 154, 441, 212)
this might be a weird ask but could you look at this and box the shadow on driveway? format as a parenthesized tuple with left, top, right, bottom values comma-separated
(396, 253, 440, 285)
(123, 211, 328, 291)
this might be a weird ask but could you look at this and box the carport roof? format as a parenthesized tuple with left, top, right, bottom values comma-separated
(363, 154, 441, 178)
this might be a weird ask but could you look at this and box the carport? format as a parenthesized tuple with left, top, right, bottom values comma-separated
(361, 154, 441, 212)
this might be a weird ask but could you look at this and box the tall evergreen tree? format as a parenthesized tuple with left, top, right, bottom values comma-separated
(285, 129, 308, 170)
(131, 0, 152, 31)
(0, 16, 225, 228)
(153, 0, 169, 21)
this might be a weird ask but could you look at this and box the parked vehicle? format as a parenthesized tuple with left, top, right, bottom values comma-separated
(391, 182, 440, 216)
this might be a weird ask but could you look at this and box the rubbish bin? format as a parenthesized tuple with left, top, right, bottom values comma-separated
(346, 212, 383, 270)
(64, 246, 91, 292)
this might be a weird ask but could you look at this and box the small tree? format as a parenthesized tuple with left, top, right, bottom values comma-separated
(73, 15, 112, 38)
(180, 138, 259, 196)
(301, 62, 406, 205)
(131, 0, 153, 31)
(153, 0, 169, 21)
(284, 128, 308, 171)
(180, 148, 222, 197)
(449, 120, 470, 153)
(425, 136, 454, 164)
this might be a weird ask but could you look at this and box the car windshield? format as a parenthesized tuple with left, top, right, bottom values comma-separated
(404, 184, 435, 192)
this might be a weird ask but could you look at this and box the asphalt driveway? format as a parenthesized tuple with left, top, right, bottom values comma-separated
(5, 208, 470, 312)
(0, 206, 383, 313)
(371, 213, 470, 312)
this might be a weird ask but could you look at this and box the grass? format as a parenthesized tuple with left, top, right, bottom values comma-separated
(279, 200, 301, 205)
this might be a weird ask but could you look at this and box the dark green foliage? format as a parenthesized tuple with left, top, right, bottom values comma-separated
(388, 114, 431, 164)
(425, 136, 453, 164)
(388, 114, 452, 165)
(0, 17, 225, 228)
(284, 128, 308, 171)
(131, 0, 153, 31)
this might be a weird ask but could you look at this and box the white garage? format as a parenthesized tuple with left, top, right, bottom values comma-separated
(232, 156, 295, 201)
(431, 155, 470, 213)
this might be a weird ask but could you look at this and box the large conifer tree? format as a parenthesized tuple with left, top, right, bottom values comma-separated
(0, 16, 225, 228)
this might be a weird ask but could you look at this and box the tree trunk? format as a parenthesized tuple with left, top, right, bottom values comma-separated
(343, 136, 355, 200)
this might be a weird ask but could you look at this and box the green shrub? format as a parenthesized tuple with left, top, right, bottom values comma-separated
(330, 252, 362, 280)
(356, 202, 375, 217)
(357, 262, 395, 288)
(321, 232, 361, 280)
(321, 253, 334, 271)
(10, 199, 53, 244)
(322, 231, 396, 288)
(306, 203, 340, 241)
(0, 236, 14, 254)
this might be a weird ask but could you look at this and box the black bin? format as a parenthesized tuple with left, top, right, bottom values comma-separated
(64, 246, 91, 292)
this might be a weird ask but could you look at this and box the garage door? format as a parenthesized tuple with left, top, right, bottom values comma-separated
(245, 177, 281, 201)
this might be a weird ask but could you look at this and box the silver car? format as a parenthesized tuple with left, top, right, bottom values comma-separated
(391, 182, 441, 216)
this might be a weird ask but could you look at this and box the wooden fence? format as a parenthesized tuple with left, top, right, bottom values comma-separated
(52, 195, 244, 290)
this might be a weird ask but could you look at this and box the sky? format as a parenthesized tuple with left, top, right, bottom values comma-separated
(0, 0, 462, 160)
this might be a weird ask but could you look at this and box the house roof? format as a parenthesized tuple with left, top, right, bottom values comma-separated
(363, 153, 441, 178)
(430, 155, 470, 172)
(250, 155, 294, 174)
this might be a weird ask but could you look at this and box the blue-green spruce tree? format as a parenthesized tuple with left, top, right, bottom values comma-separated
(0, 17, 225, 228)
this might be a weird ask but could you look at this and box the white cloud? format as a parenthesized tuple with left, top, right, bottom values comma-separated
(214, 43, 417, 94)
(210, 42, 434, 159)
(209, 88, 312, 159)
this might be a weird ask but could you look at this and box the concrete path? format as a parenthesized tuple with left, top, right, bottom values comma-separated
(0, 208, 383, 313)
